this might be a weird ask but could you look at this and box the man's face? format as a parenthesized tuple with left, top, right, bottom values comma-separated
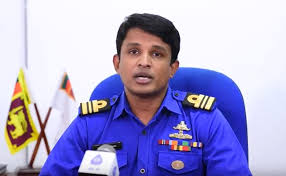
(113, 28, 179, 98)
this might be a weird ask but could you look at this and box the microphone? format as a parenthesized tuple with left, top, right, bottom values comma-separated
(78, 144, 119, 176)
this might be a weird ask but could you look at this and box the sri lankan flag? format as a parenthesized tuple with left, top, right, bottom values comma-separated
(51, 72, 77, 144)
(5, 68, 39, 154)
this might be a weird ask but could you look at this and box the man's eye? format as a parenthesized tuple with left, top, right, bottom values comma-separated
(152, 52, 162, 57)
(129, 49, 139, 55)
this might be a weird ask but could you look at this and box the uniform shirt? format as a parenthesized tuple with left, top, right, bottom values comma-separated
(40, 87, 252, 176)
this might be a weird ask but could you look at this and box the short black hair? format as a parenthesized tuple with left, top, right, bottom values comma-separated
(116, 13, 180, 64)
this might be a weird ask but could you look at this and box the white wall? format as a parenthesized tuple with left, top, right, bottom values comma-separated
(1, 0, 286, 175)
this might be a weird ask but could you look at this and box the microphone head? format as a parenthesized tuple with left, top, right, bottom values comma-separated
(97, 144, 116, 153)
(78, 146, 119, 176)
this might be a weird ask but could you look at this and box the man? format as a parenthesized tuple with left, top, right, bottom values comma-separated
(40, 13, 252, 175)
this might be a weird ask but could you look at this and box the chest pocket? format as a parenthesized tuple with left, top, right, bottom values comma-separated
(158, 151, 203, 175)
(116, 151, 127, 168)
(116, 151, 128, 176)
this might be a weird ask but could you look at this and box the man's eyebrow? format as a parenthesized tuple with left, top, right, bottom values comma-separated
(126, 43, 140, 47)
(152, 45, 168, 53)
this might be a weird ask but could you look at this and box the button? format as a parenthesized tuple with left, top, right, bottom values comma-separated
(140, 168, 145, 174)
(142, 130, 146, 135)
(174, 92, 179, 97)
(112, 97, 116, 102)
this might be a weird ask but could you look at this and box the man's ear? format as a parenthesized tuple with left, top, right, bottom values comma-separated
(113, 54, 120, 73)
(170, 60, 179, 78)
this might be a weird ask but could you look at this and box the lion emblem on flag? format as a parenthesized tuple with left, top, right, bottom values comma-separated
(8, 106, 28, 139)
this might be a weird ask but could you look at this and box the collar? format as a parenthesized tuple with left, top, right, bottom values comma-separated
(113, 92, 129, 120)
(161, 87, 182, 115)
(113, 87, 182, 120)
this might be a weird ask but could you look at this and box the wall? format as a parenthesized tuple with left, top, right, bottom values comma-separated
(0, 0, 285, 175)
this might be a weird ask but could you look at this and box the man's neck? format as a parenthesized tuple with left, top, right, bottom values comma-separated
(125, 88, 168, 125)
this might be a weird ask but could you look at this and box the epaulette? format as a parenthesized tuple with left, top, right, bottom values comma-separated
(182, 93, 216, 111)
(80, 98, 111, 116)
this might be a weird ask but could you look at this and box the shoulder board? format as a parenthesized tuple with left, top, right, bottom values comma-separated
(80, 98, 111, 116)
(182, 93, 216, 111)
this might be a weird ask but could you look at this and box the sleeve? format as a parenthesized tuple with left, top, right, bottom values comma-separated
(201, 109, 252, 176)
(39, 115, 88, 176)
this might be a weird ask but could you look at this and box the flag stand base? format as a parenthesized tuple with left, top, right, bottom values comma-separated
(16, 167, 41, 176)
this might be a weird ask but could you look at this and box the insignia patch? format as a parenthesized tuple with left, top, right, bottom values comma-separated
(158, 139, 203, 149)
(183, 93, 216, 111)
(171, 160, 184, 170)
(80, 99, 111, 116)
(158, 139, 178, 145)
(169, 121, 192, 139)
(170, 145, 191, 152)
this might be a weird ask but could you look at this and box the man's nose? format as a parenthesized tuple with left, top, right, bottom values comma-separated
(137, 53, 151, 68)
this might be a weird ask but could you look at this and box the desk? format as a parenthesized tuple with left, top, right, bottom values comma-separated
(17, 168, 41, 176)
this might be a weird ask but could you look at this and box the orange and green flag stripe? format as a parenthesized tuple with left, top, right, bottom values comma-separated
(60, 73, 75, 100)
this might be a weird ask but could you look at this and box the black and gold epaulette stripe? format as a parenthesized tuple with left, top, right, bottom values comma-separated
(80, 99, 111, 116)
(182, 93, 216, 111)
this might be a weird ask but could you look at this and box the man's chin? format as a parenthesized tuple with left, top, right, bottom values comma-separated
(125, 87, 167, 99)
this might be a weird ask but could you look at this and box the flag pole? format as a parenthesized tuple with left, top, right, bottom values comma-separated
(24, 0, 28, 69)
(23, 0, 29, 166)
(29, 106, 52, 167)
(34, 104, 51, 154)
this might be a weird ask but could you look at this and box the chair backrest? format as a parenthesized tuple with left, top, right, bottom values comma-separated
(90, 67, 249, 161)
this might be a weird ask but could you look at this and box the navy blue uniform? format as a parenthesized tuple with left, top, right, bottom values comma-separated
(40, 88, 251, 175)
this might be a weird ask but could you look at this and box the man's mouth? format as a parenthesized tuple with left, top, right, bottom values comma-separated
(134, 72, 153, 84)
